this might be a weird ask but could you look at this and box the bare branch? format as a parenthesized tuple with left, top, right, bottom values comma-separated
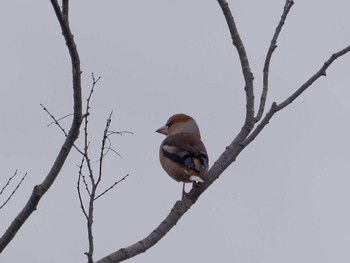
(107, 131, 134, 136)
(40, 104, 84, 155)
(242, 45, 350, 149)
(40, 104, 68, 136)
(78, 161, 91, 196)
(94, 174, 129, 201)
(0, 0, 82, 252)
(96, 45, 350, 262)
(100, 137, 122, 159)
(77, 73, 127, 262)
(0, 170, 18, 196)
(97, 112, 113, 186)
(100, 130, 134, 159)
(255, 0, 294, 122)
(0, 172, 28, 210)
(81, 110, 95, 263)
(77, 158, 89, 220)
(217, 0, 255, 130)
(276, 45, 350, 111)
(62, 0, 69, 18)
(82, 73, 102, 189)
(47, 113, 74, 127)
(86, 73, 101, 112)
(96, 7, 350, 263)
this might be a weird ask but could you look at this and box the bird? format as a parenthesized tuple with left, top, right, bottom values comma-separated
(156, 113, 209, 197)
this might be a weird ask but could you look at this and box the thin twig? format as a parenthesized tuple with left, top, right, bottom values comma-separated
(80, 166, 91, 196)
(256, 0, 294, 122)
(0, 173, 28, 210)
(77, 158, 89, 220)
(276, 45, 350, 111)
(242, 45, 350, 147)
(86, 73, 101, 109)
(97, 112, 113, 186)
(99, 130, 134, 159)
(41, 104, 84, 155)
(47, 113, 74, 127)
(107, 131, 134, 136)
(94, 174, 129, 200)
(82, 73, 102, 188)
(104, 145, 122, 158)
(97, 137, 121, 160)
(40, 104, 68, 136)
(79, 73, 103, 263)
(0, 170, 18, 196)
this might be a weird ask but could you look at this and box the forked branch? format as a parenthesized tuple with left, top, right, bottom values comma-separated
(76, 76, 131, 263)
(96, 1, 350, 262)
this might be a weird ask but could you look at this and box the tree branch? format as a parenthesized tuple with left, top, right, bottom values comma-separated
(0, 0, 82, 253)
(0, 172, 28, 210)
(276, 45, 350, 111)
(0, 170, 18, 197)
(242, 45, 350, 148)
(62, 0, 69, 18)
(96, 44, 350, 263)
(217, 0, 255, 131)
(94, 174, 129, 201)
(96, 5, 350, 263)
(255, 0, 294, 122)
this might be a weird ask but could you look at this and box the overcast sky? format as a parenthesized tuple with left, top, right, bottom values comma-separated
(1, 1, 350, 262)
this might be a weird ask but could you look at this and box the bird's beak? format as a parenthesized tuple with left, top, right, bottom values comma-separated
(156, 125, 168, 135)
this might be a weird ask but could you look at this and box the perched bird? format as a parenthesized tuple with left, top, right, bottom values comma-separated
(156, 114, 209, 197)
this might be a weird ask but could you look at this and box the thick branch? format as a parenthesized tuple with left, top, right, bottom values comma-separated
(96, 43, 350, 263)
(62, 0, 69, 18)
(98, 0, 349, 261)
(217, 0, 255, 131)
(96, 121, 255, 263)
(0, 0, 82, 253)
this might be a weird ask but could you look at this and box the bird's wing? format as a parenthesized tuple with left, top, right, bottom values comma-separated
(161, 133, 208, 173)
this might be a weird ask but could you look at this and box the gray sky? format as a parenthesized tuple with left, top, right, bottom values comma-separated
(1, 0, 350, 262)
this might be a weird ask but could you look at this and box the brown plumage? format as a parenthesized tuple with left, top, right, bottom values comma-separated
(156, 114, 209, 197)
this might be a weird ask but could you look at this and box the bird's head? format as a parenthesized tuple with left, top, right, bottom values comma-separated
(156, 113, 201, 137)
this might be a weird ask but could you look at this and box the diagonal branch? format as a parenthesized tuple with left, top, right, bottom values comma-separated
(0, 170, 18, 197)
(243, 44, 350, 147)
(62, 0, 69, 18)
(0, 0, 82, 253)
(40, 103, 68, 136)
(0, 172, 28, 210)
(94, 174, 129, 201)
(96, 14, 350, 263)
(256, 0, 294, 122)
(276, 45, 350, 111)
(96, 43, 350, 263)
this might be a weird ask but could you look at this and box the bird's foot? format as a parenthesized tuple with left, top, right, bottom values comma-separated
(182, 190, 190, 199)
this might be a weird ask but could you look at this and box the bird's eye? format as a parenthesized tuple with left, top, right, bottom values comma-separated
(167, 121, 174, 127)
